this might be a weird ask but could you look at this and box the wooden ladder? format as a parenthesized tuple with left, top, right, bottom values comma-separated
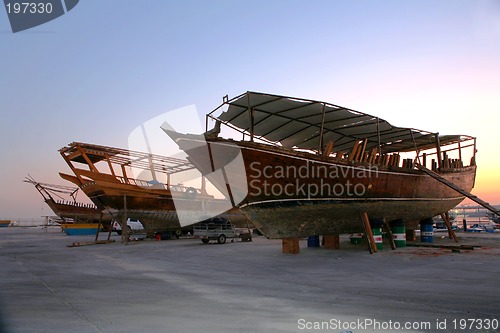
(415, 164, 500, 216)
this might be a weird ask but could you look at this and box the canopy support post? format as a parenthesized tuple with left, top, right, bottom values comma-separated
(472, 138, 477, 166)
(376, 117, 382, 156)
(435, 133, 442, 170)
(458, 139, 462, 165)
(247, 92, 254, 142)
(410, 129, 421, 166)
(318, 103, 326, 154)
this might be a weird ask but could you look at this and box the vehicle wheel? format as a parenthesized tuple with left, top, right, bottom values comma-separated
(174, 230, 182, 239)
(217, 234, 226, 244)
(201, 239, 210, 244)
(116, 230, 122, 235)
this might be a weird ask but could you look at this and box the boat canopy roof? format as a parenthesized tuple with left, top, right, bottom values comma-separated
(211, 91, 474, 154)
(59, 142, 194, 175)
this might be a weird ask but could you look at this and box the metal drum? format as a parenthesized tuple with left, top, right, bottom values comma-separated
(390, 219, 406, 248)
(420, 218, 434, 243)
(370, 219, 384, 250)
(307, 235, 320, 247)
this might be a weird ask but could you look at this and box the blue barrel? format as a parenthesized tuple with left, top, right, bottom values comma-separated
(420, 218, 434, 243)
(307, 235, 320, 247)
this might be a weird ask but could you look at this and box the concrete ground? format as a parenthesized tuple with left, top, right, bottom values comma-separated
(0, 227, 499, 333)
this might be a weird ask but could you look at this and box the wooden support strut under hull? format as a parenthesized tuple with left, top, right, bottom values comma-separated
(86, 212, 114, 245)
(121, 194, 129, 244)
(361, 212, 377, 254)
(383, 220, 396, 250)
(94, 213, 102, 242)
(441, 212, 459, 243)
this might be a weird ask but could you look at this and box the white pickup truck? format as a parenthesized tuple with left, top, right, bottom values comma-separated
(112, 219, 145, 235)
(193, 217, 236, 244)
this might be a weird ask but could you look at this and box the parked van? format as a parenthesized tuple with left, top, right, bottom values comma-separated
(112, 219, 145, 235)
(193, 217, 236, 244)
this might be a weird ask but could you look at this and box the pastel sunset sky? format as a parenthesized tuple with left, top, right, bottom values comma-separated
(1, 0, 499, 218)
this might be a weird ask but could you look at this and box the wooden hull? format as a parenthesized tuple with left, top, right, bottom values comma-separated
(45, 200, 112, 224)
(174, 137, 476, 238)
(62, 172, 252, 236)
(242, 198, 460, 238)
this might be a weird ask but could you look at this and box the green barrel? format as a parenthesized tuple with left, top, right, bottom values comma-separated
(349, 233, 363, 244)
(390, 219, 406, 248)
(370, 219, 384, 250)
(372, 227, 383, 250)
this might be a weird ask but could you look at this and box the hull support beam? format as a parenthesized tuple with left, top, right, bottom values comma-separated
(441, 212, 459, 243)
(383, 220, 396, 250)
(361, 212, 377, 254)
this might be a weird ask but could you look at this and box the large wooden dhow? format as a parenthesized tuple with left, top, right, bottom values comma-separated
(59, 142, 249, 237)
(164, 91, 479, 240)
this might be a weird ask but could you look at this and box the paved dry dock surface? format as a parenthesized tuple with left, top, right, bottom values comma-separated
(0, 227, 499, 333)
